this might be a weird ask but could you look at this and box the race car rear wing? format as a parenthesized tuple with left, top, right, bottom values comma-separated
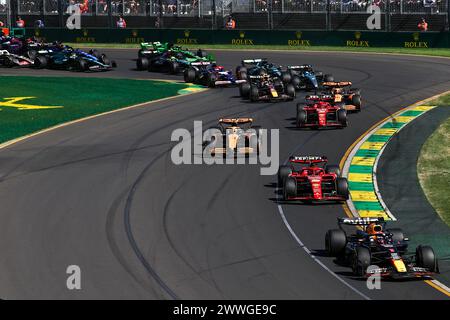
(190, 61, 215, 66)
(338, 217, 385, 226)
(241, 58, 267, 66)
(287, 64, 312, 70)
(305, 94, 334, 101)
(219, 118, 253, 125)
(322, 81, 353, 88)
(289, 156, 328, 164)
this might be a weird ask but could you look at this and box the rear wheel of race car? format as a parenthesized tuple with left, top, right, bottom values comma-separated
(207, 73, 217, 88)
(337, 109, 347, 127)
(34, 55, 48, 69)
(324, 74, 334, 82)
(239, 71, 248, 81)
(416, 245, 438, 272)
(281, 71, 291, 84)
(236, 66, 247, 79)
(136, 57, 149, 70)
(285, 84, 296, 100)
(26, 49, 37, 60)
(386, 228, 404, 243)
(277, 165, 292, 187)
(352, 94, 362, 111)
(336, 177, 349, 200)
(283, 177, 297, 200)
(239, 82, 251, 98)
(76, 59, 88, 72)
(325, 165, 341, 176)
(250, 85, 259, 102)
(291, 75, 301, 90)
(325, 229, 347, 257)
(352, 247, 371, 277)
(184, 68, 196, 83)
(296, 105, 307, 128)
(169, 61, 179, 74)
(138, 49, 146, 58)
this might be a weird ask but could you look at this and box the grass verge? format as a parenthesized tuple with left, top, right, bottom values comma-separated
(0, 76, 189, 144)
(66, 43, 450, 58)
(417, 94, 450, 227)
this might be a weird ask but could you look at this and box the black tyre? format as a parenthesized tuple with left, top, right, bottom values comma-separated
(291, 75, 301, 90)
(100, 54, 110, 65)
(283, 177, 297, 200)
(324, 74, 334, 82)
(138, 49, 146, 58)
(239, 71, 248, 81)
(184, 68, 196, 83)
(325, 229, 347, 257)
(34, 55, 48, 69)
(239, 82, 251, 98)
(273, 78, 282, 88)
(196, 49, 206, 58)
(281, 71, 291, 84)
(3, 56, 14, 67)
(207, 73, 217, 88)
(236, 66, 247, 77)
(277, 165, 292, 186)
(250, 85, 259, 102)
(285, 84, 296, 99)
(337, 109, 347, 127)
(26, 49, 37, 60)
(325, 165, 341, 176)
(136, 57, 149, 70)
(76, 59, 88, 71)
(89, 49, 101, 59)
(352, 94, 362, 111)
(296, 105, 307, 127)
(352, 247, 371, 276)
(336, 177, 349, 200)
(416, 245, 438, 272)
(169, 61, 179, 74)
(386, 228, 404, 243)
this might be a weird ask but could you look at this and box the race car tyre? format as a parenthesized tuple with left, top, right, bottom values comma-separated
(184, 68, 196, 83)
(273, 78, 283, 89)
(236, 66, 247, 78)
(26, 49, 37, 60)
(352, 94, 362, 111)
(196, 49, 207, 58)
(296, 106, 307, 127)
(281, 71, 292, 84)
(337, 109, 348, 127)
(239, 71, 248, 81)
(136, 57, 149, 70)
(352, 247, 371, 276)
(100, 54, 110, 65)
(386, 228, 404, 243)
(169, 61, 179, 74)
(111, 60, 117, 68)
(89, 49, 101, 59)
(239, 82, 251, 98)
(291, 75, 301, 90)
(315, 70, 324, 78)
(34, 55, 48, 69)
(336, 178, 349, 200)
(336, 102, 346, 110)
(76, 59, 88, 72)
(3, 56, 14, 67)
(137, 49, 146, 58)
(324, 74, 334, 82)
(325, 229, 347, 257)
(416, 245, 438, 272)
(285, 84, 296, 100)
(325, 165, 341, 176)
(207, 73, 217, 88)
(277, 165, 292, 186)
(283, 177, 297, 200)
(250, 85, 259, 102)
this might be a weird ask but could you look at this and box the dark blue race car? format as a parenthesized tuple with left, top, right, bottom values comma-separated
(235, 59, 292, 84)
(287, 64, 334, 91)
(184, 62, 247, 87)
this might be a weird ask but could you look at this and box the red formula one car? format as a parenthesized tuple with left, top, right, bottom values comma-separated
(296, 95, 347, 129)
(278, 156, 349, 202)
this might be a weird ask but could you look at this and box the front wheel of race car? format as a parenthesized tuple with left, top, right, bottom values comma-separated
(26, 49, 37, 60)
(325, 229, 347, 257)
(34, 55, 48, 69)
(324, 74, 334, 82)
(337, 109, 348, 127)
(352, 94, 362, 111)
(283, 177, 297, 200)
(169, 61, 179, 74)
(249, 85, 259, 102)
(136, 57, 149, 70)
(3, 56, 14, 67)
(285, 84, 296, 100)
(336, 177, 349, 200)
(76, 59, 88, 72)
(416, 245, 438, 272)
(352, 247, 371, 277)
(207, 73, 217, 88)
(184, 68, 196, 83)
(239, 82, 251, 98)
(296, 105, 307, 127)
(277, 165, 292, 187)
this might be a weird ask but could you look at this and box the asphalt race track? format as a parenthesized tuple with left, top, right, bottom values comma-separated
(0, 49, 449, 299)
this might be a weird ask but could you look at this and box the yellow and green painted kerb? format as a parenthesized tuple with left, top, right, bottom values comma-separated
(177, 83, 206, 95)
(345, 105, 437, 220)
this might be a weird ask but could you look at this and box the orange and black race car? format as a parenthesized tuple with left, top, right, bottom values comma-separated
(321, 81, 361, 112)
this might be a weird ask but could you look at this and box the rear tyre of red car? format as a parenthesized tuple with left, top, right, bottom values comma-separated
(416, 245, 438, 272)
(325, 229, 347, 257)
(277, 165, 292, 187)
(337, 109, 347, 127)
(325, 165, 341, 176)
(239, 82, 251, 98)
(283, 177, 297, 201)
(136, 57, 149, 71)
(184, 68, 196, 83)
(336, 177, 349, 200)
(352, 247, 371, 277)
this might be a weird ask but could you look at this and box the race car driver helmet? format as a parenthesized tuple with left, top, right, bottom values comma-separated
(262, 74, 270, 82)
(332, 87, 342, 94)
(366, 223, 383, 235)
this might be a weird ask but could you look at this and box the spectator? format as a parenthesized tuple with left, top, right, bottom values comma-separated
(418, 17, 428, 31)
(35, 19, 45, 28)
(16, 16, 25, 28)
(225, 16, 236, 29)
(155, 16, 161, 28)
(117, 15, 127, 28)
